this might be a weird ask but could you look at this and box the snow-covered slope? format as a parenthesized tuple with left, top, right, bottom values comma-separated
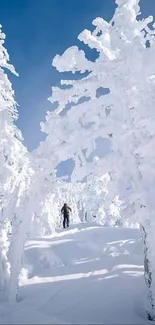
(0, 224, 150, 324)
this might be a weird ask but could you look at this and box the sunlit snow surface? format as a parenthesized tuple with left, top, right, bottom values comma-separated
(0, 223, 151, 324)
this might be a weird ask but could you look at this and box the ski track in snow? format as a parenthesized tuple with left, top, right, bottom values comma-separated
(0, 223, 153, 324)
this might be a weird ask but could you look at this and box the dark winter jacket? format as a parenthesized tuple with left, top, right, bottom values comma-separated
(61, 204, 72, 216)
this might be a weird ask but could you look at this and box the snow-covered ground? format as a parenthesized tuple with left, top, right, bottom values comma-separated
(0, 223, 151, 324)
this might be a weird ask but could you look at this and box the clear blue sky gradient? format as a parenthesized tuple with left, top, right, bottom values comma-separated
(0, 0, 154, 154)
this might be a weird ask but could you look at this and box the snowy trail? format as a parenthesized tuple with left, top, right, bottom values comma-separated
(0, 223, 150, 324)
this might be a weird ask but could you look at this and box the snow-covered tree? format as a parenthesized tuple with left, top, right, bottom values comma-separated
(79, 174, 110, 223)
(38, 0, 155, 319)
(0, 25, 33, 301)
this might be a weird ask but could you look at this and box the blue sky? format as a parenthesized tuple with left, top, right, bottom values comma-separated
(0, 0, 154, 153)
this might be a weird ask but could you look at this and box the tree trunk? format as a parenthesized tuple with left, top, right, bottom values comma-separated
(141, 225, 155, 320)
(0, 221, 10, 300)
(8, 195, 31, 302)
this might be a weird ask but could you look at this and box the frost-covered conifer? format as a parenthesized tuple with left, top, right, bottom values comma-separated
(0, 25, 33, 301)
(38, 0, 155, 319)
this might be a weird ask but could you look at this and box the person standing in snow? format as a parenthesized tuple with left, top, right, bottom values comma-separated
(61, 203, 72, 228)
